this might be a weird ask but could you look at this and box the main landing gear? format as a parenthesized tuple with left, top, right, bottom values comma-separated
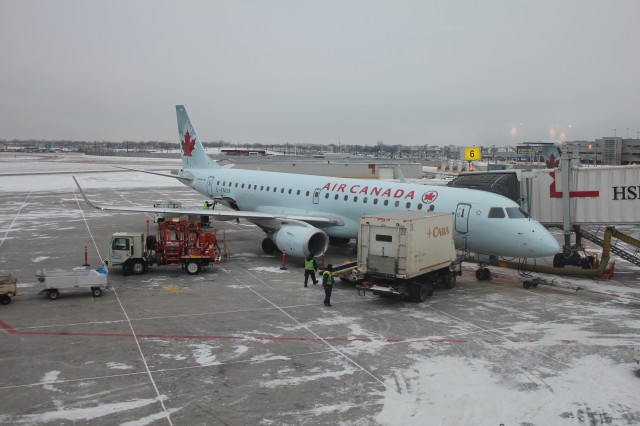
(475, 266, 492, 281)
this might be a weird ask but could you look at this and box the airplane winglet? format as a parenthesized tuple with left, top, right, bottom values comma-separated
(72, 176, 104, 210)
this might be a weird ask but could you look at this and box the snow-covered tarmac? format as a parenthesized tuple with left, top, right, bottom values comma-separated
(1, 153, 639, 425)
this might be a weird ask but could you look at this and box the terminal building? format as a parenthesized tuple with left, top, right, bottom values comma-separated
(519, 138, 640, 166)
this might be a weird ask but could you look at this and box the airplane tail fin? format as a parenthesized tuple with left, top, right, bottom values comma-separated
(176, 105, 220, 169)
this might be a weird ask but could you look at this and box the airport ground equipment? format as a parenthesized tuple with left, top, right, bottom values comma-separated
(0, 272, 18, 305)
(634, 347, 640, 365)
(35, 267, 109, 300)
(105, 219, 226, 275)
(352, 212, 461, 302)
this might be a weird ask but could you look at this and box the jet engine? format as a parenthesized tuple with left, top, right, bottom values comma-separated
(273, 225, 329, 258)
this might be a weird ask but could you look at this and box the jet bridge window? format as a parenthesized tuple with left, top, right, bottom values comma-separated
(488, 207, 506, 218)
(376, 234, 393, 242)
(506, 207, 529, 219)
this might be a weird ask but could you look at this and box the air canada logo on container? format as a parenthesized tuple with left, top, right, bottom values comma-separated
(422, 191, 438, 204)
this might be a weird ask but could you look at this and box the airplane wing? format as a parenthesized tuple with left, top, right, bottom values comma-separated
(72, 176, 341, 226)
(112, 166, 193, 182)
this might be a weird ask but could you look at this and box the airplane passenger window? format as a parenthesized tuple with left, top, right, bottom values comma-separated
(334, 194, 339, 200)
(373, 199, 378, 205)
(297, 190, 301, 195)
(288, 189, 292, 194)
(260, 186, 264, 190)
(354, 196, 358, 202)
(273, 187, 277, 192)
(241, 184, 245, 188)
(344, 195, 348, 201)
(325, 193, 329, 199)
(281, 188, 285, 193)
(235, 183, 238, 187)
(506, 207, 529, 219)
(363, 197, 368, 203)
(429, 205, 435, 212)
(254, 185, 257, 190)
(394, 201, 400, 207)
(406, 202, 411, 208)
(488, 207, 506, 218)
(417, 203, 423, 210)
(222, 181, 226, 186)
(306, 191, 310, 196)
(217, 181, 220, 185)
(384, 200, 389, 206)
(266, 187, 270, 191)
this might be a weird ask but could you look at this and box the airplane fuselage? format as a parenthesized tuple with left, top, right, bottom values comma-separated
(182, 166, 559, 259)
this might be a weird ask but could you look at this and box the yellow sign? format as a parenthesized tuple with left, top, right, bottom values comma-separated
(464, 147, 481, 161)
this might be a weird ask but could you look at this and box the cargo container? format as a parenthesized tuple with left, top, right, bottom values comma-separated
(355, 212, 461, 302)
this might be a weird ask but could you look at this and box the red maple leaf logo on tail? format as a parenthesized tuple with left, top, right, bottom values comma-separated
(182, 131, 196, 157)
(422, 191, 438, 204)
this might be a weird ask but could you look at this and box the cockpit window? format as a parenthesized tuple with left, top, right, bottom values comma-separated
(488, 207, 505, 218)
(506, 207, 529, 219)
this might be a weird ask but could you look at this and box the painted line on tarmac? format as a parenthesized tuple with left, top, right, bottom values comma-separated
(2, 319, 634, 347)
(0, 190, 32, 250)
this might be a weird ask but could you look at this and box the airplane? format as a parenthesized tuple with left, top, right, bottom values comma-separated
(74, 105, 560, 280)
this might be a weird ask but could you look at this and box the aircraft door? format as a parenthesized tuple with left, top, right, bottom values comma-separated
(455, 203, 471, 234)
(206, 177, 215, 197)
(313, 188, 321, 204)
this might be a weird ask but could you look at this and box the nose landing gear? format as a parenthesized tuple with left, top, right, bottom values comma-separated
(475, 266, 491, 281)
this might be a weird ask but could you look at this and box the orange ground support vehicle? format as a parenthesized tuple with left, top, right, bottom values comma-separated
(106, 220, 228, 275)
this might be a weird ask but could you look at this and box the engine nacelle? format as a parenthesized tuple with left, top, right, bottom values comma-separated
(273, 225, 329, 258)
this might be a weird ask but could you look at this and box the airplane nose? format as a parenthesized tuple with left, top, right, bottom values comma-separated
(533, 226, 560, 256)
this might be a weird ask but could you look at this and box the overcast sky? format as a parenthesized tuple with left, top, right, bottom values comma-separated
(1, 1, 638, 147)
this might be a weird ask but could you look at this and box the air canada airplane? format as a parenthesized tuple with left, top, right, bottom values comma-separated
(74, 105, 560, 279)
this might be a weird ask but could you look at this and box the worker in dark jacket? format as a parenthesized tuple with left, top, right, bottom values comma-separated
(322, 264, 334, 306)
(303, 255, 319, 287)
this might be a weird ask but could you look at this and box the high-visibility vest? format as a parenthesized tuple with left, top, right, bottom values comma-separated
(304, 259, 315, 270)
(323, 270, 334, 286)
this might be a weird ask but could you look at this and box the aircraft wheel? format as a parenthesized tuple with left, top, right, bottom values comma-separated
(0, 295, 10, 305)
(523, 281, 532, 289)
(553, 253, 566, 268)
(48, 290, 60, 300)
(262, 238, 276, 254)
(91, 287, 102, 297)
(186, 261, 200, 275)
(475, 268, 491, 281)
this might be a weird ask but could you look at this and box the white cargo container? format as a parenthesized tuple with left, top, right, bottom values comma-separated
(36, 267, 109, 300)
(356, 212, 461, 302)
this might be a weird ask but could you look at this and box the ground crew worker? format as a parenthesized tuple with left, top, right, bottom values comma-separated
(322, 264, 334, 306)
(201, 201, 213, 226)
(303, 255, 319, 287)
